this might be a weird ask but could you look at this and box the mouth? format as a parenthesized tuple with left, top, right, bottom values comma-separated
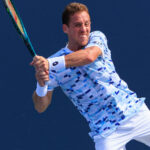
(79, 34, 88, 40)
(80, 34, 87, 37)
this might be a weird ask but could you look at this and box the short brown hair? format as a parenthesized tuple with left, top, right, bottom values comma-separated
(62, 2, 90, 25)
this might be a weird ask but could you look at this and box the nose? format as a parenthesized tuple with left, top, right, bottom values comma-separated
(80, 24, 86, 33)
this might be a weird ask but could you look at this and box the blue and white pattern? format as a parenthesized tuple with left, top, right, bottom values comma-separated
(47, 31, 145, 138)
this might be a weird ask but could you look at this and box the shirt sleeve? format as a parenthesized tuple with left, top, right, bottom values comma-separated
(47, 57, 64, 91)
(47, 73, 59, 91)
(46, 56, 66, 91)
(85, 31, 108, 58)
(46, 49, 69, 91)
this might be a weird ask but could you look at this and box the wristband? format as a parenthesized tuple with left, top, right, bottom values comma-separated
(47, 56, 66, 73)
(36, 82, 48, 97)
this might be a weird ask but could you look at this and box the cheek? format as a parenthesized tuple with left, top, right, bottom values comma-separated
(88, 27, 91, 32)
(70, 28, 77, 35)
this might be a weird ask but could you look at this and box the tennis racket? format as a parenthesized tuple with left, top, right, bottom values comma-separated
(3, 0, 50, 85)
(3, 0, 36, 57)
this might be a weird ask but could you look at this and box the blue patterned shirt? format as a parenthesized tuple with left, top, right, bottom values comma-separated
(47, 31, 145, 138)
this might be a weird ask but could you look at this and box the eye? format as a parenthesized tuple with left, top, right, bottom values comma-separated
(75, 23, 81, 27)
(85, 22, 90, 27)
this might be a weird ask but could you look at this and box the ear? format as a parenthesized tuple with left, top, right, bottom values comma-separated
(62, 24, 68, 34)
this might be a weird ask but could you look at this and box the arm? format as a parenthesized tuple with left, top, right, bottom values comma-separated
(31, 46, 101, 113)
(64, 31, 107, 68)
(30, 46, 102, 72)
(31, 65, 53, 113)
(31, 46, 100, 113)
(32, 90, 53, 113)
(65, 46, 102, 68)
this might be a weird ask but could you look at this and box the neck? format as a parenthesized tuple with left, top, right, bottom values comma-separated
(67, 43, 83, 52)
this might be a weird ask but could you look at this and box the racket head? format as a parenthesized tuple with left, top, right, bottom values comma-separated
(3, 0, 36, 57)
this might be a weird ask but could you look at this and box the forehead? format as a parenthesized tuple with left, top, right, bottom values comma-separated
(69, 11, 90, 23)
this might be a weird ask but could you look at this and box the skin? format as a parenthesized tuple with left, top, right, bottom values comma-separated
(63, 11, 91, 51)
(31, 11, 102, 113)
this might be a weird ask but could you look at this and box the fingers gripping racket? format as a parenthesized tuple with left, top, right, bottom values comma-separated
(3, 0, 36, 57)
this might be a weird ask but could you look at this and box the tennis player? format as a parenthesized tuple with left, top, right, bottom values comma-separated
(31, 2, 150, 150)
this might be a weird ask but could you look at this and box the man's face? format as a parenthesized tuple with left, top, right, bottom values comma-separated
(63, 11, 91, 51)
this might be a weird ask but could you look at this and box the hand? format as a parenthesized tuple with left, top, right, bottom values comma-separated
(30, 55, 49, 74)
(30, 55, 49, 86)
(35, 69, 50, 86)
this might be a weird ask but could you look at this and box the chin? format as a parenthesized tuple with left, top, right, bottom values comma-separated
(81, 41, 88, 47)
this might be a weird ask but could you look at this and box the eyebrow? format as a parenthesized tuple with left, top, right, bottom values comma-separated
(73, 20, 90, 24)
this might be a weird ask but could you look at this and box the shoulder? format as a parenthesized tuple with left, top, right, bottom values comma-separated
(89, 31, 107, 42)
